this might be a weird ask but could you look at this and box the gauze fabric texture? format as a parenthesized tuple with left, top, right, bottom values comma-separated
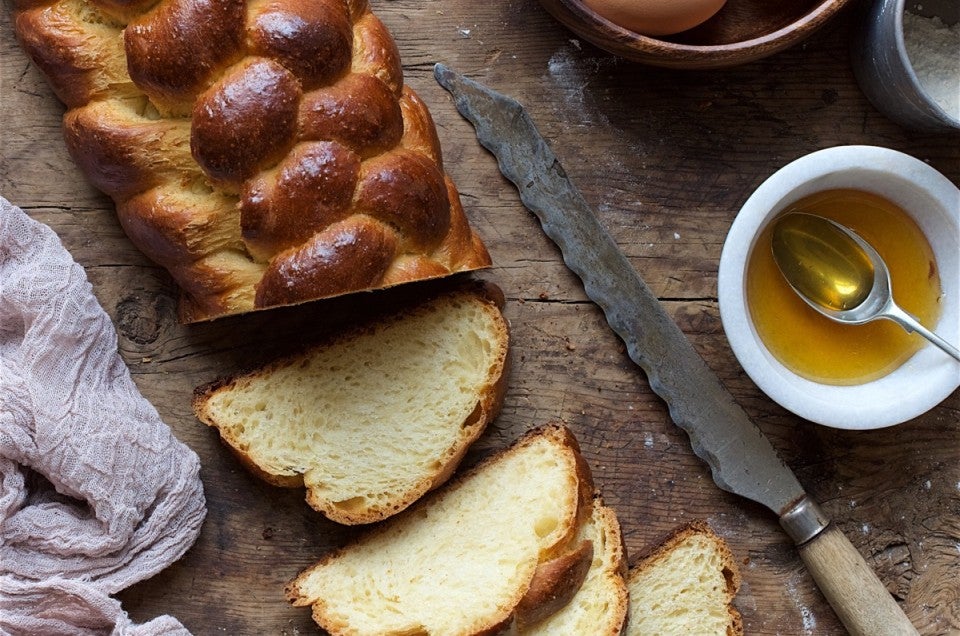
(0, 196, 206, 634)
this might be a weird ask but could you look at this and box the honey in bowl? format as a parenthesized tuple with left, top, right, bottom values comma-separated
(746, 189, 942, 385)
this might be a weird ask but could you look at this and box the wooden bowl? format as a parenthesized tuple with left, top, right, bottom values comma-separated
(537, 0, 855, 69)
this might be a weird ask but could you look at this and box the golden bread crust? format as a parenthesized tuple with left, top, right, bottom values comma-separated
(13, 0, 490, 322)
(514, 539, 595, 631)
(520, 494, 630, 636)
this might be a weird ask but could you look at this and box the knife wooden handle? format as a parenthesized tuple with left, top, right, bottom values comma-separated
(798, 525, 918, 636)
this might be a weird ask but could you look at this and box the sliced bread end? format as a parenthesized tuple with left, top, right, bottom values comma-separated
(193, 282, 510, 524)
(625, 520, 742, 636)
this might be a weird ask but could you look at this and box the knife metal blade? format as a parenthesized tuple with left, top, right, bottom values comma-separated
(435, 63, 919, 636)
(435, 62, 802, 518)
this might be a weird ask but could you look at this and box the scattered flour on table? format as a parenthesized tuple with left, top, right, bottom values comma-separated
(545, 42, 618, 128)
(902, 11, 960, 119)
(798, 605, 817, 634)
(544, 44, 637, 213)
(786, 573, 819, 635)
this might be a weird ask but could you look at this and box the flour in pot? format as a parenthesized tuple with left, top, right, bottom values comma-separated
(902, 10, 960, 119)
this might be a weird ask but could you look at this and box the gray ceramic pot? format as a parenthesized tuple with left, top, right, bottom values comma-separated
(851, 0, 960, 132)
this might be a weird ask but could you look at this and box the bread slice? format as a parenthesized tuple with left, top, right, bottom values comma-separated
(193, 283, 510, 525)
(520, 495, 629, 635)
(286, 424, 596, 635)
(625, 521, 743, 636)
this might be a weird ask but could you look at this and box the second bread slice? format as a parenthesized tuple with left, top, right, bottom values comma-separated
(521, 495, 629, 635)
(193, 284, 510, 524)
(286, 424, 596, 635)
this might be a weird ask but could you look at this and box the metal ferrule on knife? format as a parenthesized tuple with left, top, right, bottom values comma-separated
(780, 495, 830, 545)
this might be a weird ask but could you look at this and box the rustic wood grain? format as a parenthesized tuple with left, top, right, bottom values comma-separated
(2, 1, 958, 634)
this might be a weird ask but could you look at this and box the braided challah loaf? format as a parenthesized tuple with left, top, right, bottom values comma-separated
(13, 0, 490, 322)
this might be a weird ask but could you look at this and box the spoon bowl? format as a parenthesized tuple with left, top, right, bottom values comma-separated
(772, 212, 960, 361)
(771, 212, 875, 314)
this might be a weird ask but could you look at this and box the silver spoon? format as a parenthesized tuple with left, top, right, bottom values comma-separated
(771, 212, 960, 363)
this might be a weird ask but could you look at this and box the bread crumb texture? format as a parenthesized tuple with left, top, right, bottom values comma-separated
(625, 522, 743, 636)
(521, 499, 629, 635)
(288, 425, 588, 635)
(194, 288, 509, 524)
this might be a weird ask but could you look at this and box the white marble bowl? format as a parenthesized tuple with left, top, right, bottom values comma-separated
(718, 145, 960, 429)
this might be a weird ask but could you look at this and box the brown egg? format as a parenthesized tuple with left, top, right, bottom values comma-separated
(583, 0, 727, 36)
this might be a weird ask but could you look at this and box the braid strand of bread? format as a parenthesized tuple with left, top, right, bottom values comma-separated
(13, 0, 491, 322)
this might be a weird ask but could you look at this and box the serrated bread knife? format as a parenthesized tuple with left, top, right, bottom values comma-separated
(434, 63, 918, 636)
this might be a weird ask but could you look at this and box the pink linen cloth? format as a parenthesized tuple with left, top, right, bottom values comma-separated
(0, 196, 206, 634)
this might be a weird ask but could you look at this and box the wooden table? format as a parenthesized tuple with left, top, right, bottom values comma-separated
(2, 2, 958, 634)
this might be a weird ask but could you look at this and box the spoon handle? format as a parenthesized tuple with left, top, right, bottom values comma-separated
(884, 305, 960, 363)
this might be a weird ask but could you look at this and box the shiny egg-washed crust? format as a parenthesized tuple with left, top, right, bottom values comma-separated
(13, 0, 490, 322)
